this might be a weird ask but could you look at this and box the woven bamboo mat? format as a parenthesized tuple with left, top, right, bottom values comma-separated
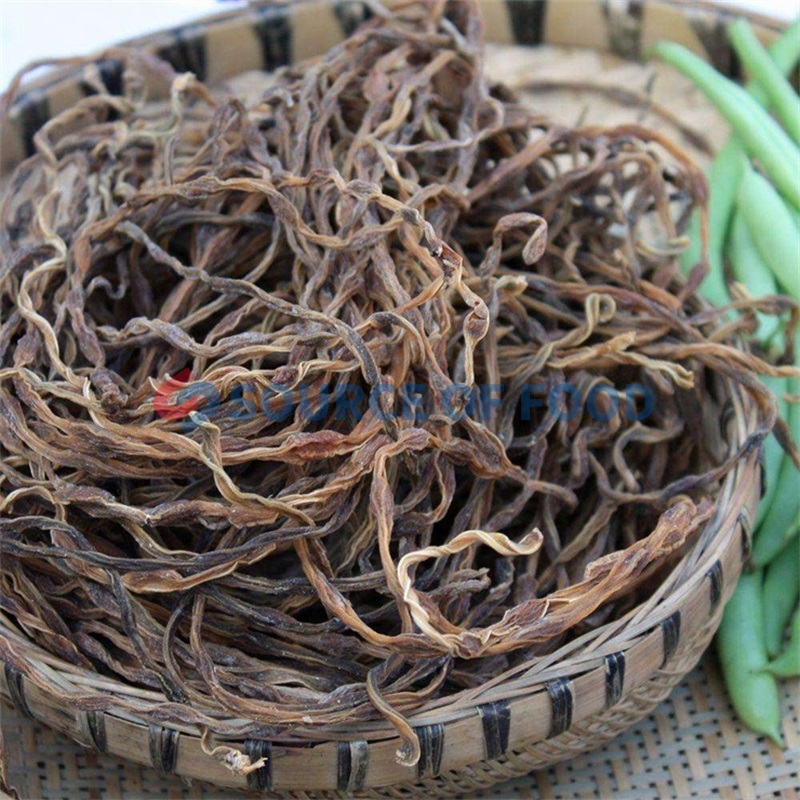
(2, 653, 797, 799)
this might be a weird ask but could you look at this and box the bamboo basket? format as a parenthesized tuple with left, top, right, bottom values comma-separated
(0, 1, 783, 797)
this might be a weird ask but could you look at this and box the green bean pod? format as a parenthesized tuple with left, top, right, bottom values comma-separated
(738, 168, 800, 299)
(729, 19, 800, 144)
(765, 607, 800, 678)
(680, 140, 747, 304)
(753, 378, 800, 567)
(727, 208, 782, 346)
(757, 376, 790, 528)
(758, 18, 800, 83)
(717, 569, 784, 744)
(678, 22, 800, 293)
(652, 42, 800, 210)
(763, 536, 800, 657)
(753, 458, 800, 567)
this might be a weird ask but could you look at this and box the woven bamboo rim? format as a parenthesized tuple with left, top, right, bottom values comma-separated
(0, 1, 777, 796)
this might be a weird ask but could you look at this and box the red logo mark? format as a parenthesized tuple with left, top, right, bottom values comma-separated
(153, 368, 197, 421)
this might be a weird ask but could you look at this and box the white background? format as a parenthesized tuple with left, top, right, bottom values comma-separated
(0, 0, 798, 92)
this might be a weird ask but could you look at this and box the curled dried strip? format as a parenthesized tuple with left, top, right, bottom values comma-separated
(397, 528, 544, 657)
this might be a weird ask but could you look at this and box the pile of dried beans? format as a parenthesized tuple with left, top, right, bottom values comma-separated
(0, 0, 790, 760)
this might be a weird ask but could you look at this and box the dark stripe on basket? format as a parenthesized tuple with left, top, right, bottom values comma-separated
(603, 0, 643, 60)
(253, 5, 292, 71)
(739, 510, 753, 560)
(18, 92, 50, 157)
(477, 699, 511, 760)
(336, 741, 351, 791)
(707, 560, 724, 613)
(80, 59, 125, 97)
(86, 710, 107, 752)
(336, 740, 369, 792)
(414, 723, 445, 778)
(333, 2, 373, 36)
(98, 59, 125, 95)
(661, 611, 681, 667)
(76, 710, 108, 752)
(688, 13, 742, 80)
(245, 739, 272, 791)
(628, 0, 644, 19)
(148, 723, 179, 775)
(505, 0, 546, 46)
(157, 27, 207, 80)
(4, 664, 33, 719)
(604, 652, 626, 708)
(546, 677, 573, 737)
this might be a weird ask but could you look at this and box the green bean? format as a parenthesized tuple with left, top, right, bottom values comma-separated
(763, 537, 800, 657)
(753, 379, 800, 567)
(727, 208, 782, 345)
(681, 21, 800, 288)
(760, 18, 800, 81)
(653, 42, 800, 210)
(766, 607, 800, 678)
(729, 19, 800, 144)
(680, 140, 747, 305)
(717, 569, 784, 744)
(757, 376, 790, 528)
(738, 168, 800, 299)
(754, 472, 799, 568)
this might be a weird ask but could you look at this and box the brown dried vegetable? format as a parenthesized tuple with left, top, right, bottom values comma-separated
(0, 0, 795, 760)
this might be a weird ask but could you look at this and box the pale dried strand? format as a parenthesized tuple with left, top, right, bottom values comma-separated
(199, 728, 267, 776)
(397, 529, 543, 657)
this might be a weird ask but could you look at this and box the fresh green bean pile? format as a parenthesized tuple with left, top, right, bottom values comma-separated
(654, 18, 800, 746)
